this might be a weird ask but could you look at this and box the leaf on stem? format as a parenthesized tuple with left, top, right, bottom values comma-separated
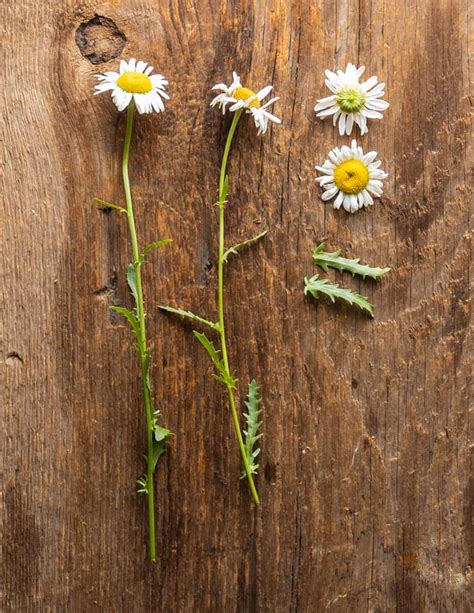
(127, 264, 139, 313)
(151, 423, 173, 471)
(140, 239, 172, 263)
(223, 230, 268, 262)
(219, 175, 229, 205)
(159, 305, 220, 330)
(193, 330, 238, 388)
(241, 380, 263, 479)
(304, 275, 374, 317)
(110, 306, 140, 338)
(94, 197, 127, 215)
(312, 243, 390, 279)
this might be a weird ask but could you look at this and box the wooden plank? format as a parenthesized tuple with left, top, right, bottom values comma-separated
(3, 0, 471, 610)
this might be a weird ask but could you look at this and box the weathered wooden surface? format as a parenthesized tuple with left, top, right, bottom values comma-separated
(3, 1, 471, 611)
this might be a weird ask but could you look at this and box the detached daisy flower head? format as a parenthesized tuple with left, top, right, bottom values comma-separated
(315, 63, 389, 135)
(95, 58, 169, 114)
(316, 139, 388, 213)
(211, 71, 281, 135)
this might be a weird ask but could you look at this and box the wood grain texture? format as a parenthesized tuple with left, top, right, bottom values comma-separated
(2, 0, 471, 611)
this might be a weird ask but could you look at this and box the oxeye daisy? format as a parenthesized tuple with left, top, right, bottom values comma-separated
(314, 63, 389, 135)
(95, 58, 169, 114)
(316, 139, 388, 213)
(211, 71, 281, 135)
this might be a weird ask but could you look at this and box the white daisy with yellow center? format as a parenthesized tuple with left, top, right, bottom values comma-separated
(316, 140, 388, 213)
(211, 71, 281, 135)
(94, 58, 169, 114)
(314, 63, 389, 135)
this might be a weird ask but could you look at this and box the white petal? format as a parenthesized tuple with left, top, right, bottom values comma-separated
(321, 186, 338, 200)
(361, 75, 378, 91)
(256, 85, 273, 100)
(338, 112, 346, 135)
(345, 113, 354, 135)
(333, 191, 344, 209)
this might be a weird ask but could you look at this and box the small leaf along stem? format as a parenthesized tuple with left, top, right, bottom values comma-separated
(122, 99, 157, 560)
(217, 110, 260, 504)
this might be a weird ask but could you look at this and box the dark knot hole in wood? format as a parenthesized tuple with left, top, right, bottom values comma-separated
(75, 15, 126, 65)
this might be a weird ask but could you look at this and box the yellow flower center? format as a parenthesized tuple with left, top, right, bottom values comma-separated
(116, 71, 152, 94)
(233, 86, 260, 108)
(333, 159, 369, 194)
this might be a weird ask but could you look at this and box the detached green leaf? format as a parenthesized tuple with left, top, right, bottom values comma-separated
(110, 306, 140, 338)
(241, 380, 263, 479)
(127, 264, 139, 312)
(304, 275, 374, 317)
(159, 305, 220, 330)
(223, 230, 268, 262)
(312, 243, 390, 279)
(141, 239, 172, 263)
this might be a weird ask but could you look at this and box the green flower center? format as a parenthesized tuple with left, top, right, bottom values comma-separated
(336, 87, 365, 113)
(116, 71, 152, 94)
(334, 159, 369, 194)
(233, 86, 260, 108)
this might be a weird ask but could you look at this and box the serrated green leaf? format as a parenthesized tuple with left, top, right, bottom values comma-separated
(241, 380, 262, 479)
(159, 305, 220, 330)
(110, 306, 141, 338)
(127, 264, 139, 313)
(304, 275, 374, 317)
(213, 372, 238, 389)
(141, 239, 172, 263)
(193, 331, 226, 373)
(312, 243, 390, 279)
(223, 230, 268, 262)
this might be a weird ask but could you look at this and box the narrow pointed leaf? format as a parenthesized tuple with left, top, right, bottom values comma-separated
(159, 305, 220, 330)
(141, 239, 172, 262)
(312, 243, 390, 279)
(304, 275, 374, 317)
(223, 230, 268, 262)
(94, 197, 127, 214)
(192, 331, 225, 372)
(127, 264, 139, 311)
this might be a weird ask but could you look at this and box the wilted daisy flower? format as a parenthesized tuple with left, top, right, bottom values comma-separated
(314, 63, 389, 135)
(95, 58, 169, 114)
(211, 71, 281, 135)
(316, 139, 388, 213)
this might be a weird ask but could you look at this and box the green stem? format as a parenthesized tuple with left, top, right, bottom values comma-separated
(217, 110, 260, 504)
(122, 100, 156, 560)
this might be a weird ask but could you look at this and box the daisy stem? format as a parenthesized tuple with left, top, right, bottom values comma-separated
(217, 109, 260, 505)
(122, 99, 157, 560)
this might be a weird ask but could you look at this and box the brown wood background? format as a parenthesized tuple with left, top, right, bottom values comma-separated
(3, 1, 472, 611)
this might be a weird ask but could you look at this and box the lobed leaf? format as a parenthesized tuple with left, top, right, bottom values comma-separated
(159, 305, 220, 330)
(312, 243, 390, 280)
(223, 230, 268, 262)
(241, 380, 263, 479)
(304, 275, 374, 317)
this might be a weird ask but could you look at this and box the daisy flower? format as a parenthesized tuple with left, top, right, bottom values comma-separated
(94, 58, 169, 114)
(211, 71, 281, 135)
(316, 139, 388, 213)
(314, 63, 389, 135)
